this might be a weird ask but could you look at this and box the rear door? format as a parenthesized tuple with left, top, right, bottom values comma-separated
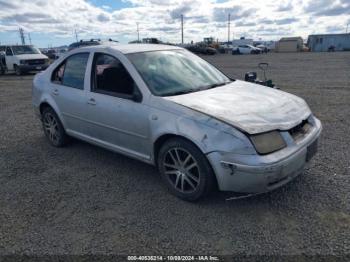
(50, 52, 91, 134)
(84, 52, 151, 160)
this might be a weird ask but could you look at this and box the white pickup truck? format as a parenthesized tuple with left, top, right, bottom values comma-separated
(0, 45, 49, 75)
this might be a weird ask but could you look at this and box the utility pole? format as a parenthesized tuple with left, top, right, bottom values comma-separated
(74, 29, 78, 42)
(347, 23, 349, 33)
(28, 33, 32, 45)
(181, 14, 184, 44)
(136, 22, 140, 42)
(19, 28, 25, 45)
(227, 13, 231, 46)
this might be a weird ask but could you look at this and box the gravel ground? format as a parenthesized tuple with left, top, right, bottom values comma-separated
(0, 52, 349, 257)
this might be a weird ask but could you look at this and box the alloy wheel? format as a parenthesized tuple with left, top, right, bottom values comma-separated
(163, 148, 200, 193)
(43, 112, 60, 144)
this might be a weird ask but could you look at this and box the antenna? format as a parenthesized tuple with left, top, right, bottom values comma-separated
(181, 14, 184, 44)
(19, 28, 25, 45)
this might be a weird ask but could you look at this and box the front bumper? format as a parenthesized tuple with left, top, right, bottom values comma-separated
(19, 64, 49, 72)
(207, 116, 322, 193)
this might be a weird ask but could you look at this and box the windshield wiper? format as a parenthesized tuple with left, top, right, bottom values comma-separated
(163, 81, 232, 97)
(199, 81, 231, 90)
(163, 88, 199, 97)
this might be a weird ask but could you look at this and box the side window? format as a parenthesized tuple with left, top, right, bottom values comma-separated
(92, 53, 136, 97)
(52, 63, 66, 84)
(6, 47, 13, 56)
(51, 53, 89, 90)
(0, 46, 5, 52)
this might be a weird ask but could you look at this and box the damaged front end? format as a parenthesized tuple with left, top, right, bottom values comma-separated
(206, 114, 322, 193)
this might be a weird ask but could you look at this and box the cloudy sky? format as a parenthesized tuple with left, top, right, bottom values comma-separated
(0, 0, 349, 47)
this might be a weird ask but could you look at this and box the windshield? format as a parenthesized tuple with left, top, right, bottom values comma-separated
(127, 50, 231, 96)
(11, 46, 40, 55)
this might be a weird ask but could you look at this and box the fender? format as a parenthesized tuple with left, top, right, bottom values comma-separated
(39, 94, 67, 130)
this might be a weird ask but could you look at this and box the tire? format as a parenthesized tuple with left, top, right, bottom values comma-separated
(41, 107, 68, 147)
(14, 65, 22, 76)
(157, 138, 216, 201)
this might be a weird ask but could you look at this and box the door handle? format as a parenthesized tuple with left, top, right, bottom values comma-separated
(87, 98, 96, 105)
(52, 89, 59, 96)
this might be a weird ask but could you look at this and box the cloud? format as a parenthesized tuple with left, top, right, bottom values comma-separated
(0, 0, 18, 9)
(326, 25, 345, 33)
(314, 5, 350, 16)
(275, 18, 298, 25)
(276, 1, 293, 12)
(0, 0, 348, 46)
(304, 0, 350, 16)
(97, 13, 110, 22)
(213, 6, 256, 22)
(235, 21, 257, 27)
(170, 5, 192, 20)
(3, 12, 61, 24)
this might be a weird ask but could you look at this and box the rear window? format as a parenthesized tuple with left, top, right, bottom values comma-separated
(51, 53, 89, 90)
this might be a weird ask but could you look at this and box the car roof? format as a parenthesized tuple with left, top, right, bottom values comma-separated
(79, 44, 183, 54)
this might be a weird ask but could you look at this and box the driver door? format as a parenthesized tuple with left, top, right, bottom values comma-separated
(84, 52, 151, 160)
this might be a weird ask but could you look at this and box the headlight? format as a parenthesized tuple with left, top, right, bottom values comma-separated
(20, 60, 27, 64)
(250, 131, 286, 155)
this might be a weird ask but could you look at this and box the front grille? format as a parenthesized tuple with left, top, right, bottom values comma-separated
(26, 59, 46, 65)
(289, 120, 312, 141)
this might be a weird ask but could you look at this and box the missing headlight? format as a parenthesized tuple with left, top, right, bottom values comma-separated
(250, 131, 286, 155)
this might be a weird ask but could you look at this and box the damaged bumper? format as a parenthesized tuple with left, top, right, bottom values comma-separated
(207, 116, 322, 193)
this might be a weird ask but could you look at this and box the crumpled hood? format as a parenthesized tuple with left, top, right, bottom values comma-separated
(164, 80, 311, 134)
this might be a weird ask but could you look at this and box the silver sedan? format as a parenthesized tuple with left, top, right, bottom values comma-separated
(32, 44, 322, 201)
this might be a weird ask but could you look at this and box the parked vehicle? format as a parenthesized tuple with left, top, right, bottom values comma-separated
(0, 45, 49, 75)
(232, 45, 261, 54)
(32, 44, 322, 201)
(185, 44, 217, 55)
(256, 44, 268, 53)
(55, 49, 68, 59)
(44, 49, 58, 60)
(0, 51, 6, 75)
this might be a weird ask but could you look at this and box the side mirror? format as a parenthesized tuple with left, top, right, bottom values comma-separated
(132, 88, 142, 102)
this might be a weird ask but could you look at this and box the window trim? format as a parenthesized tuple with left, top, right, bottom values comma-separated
(90, 52, 142, 102)
(51, 52, 89, 90)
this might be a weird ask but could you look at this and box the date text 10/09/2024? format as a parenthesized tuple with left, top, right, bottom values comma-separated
(127, 256, 220, 261)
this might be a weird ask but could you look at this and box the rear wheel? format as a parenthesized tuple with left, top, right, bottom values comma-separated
(42, 107, 68, 147)
(157, 138, 215, 201)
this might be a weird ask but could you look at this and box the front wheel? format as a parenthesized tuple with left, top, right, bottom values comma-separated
(157, 138, 216, 201)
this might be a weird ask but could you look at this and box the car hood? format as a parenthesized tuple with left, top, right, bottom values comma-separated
(163, 80, 311, 134)
(15, 54, 48, 60)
